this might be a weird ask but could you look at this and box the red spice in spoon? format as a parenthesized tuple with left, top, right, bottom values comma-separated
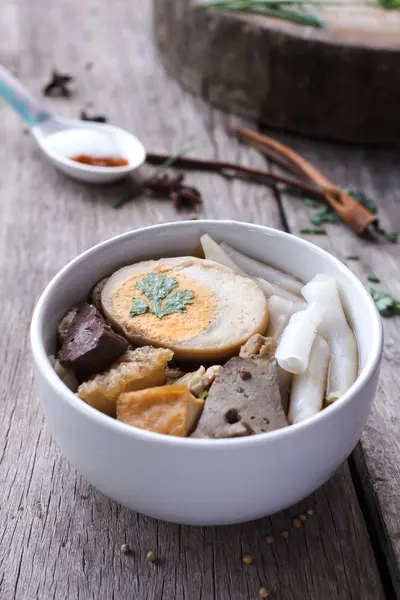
(70, 155, 129, 167)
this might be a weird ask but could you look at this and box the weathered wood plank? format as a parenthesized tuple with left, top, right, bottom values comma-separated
(273, 133, 400, 596)
(154, 0, 400, 144)
(0, 0, 388, 599)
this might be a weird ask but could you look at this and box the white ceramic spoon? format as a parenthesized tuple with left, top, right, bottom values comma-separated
(0, 66, 146, 183)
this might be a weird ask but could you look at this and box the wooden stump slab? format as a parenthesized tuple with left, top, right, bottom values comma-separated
(154, 0, 400, 144)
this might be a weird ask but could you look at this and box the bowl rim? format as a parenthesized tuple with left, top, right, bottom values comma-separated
(30, 219, 383, 448)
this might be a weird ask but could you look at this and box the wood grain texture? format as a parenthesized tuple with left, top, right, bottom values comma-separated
(0, 0, 391, 598)
(153, 0, 400, 144)
(272, 134, 400, 596)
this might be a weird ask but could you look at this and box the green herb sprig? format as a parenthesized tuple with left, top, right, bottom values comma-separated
(130, 273, 194, 319)
(207, 0, 324, 28)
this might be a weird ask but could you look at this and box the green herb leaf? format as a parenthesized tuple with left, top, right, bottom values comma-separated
(130, 298, 149, 317)
(367, 276, 380, 284)
(299, 227, 327, 235)
(130, 273, 194, 319)
(384, 231, 398, 243)
(147, 147, 193, 183)
(345, 255, 360, 261)
(157, 290, 195, 318)
(367, 286, 400, 317)
(199, 390, 209, 400)
(304, 198, 321, 209)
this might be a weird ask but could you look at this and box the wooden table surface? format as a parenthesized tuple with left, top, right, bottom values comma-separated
(1, 1, 399, 599)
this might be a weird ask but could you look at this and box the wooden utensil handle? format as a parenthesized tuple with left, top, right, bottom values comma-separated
(324, 188, 377, 233)
(232, 127, 378, 233)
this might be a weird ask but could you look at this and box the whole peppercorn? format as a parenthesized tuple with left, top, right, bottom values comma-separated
(146, 551, 156, 562)
(258, 588, 270, 598)
(265, 535, 275, 545)
(292, 518, 302, 529)
(120, 543, 132, 554)
(242, 554, 253, 565)
(280, 530, 289, 540)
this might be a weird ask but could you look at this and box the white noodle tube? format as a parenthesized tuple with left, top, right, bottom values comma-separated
(275, 303, 322, 374)
(288, 335, 330, 424)
(220, 242, 303, 295)
(255, 277, 303, 303)
(302, 274, 358, 403)
(267, 296, 305, 341)
(200, 234, 248, 276)
(201, 235, 302, 304)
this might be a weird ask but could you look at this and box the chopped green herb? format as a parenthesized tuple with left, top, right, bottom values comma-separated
(367, 286, 400, 317)
(146, 147, 193, 183)
(304, 198, 320, 209)
(130, 273, 194, 319)
(368, 276, 380, 284)
(299, 227, 327, 235)
(310, 204, 340, 225)
(345, 255, 360, 261)
(130, 298, 149, 317)
(199, 390, 209, 400)
(384, 231, 398, 243)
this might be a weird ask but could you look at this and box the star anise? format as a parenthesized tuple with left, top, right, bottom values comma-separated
(42, 70, 74, 98)
(143, 174, 202, 211)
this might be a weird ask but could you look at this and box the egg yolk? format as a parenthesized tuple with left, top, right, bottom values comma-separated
(111, 270, 218, 343)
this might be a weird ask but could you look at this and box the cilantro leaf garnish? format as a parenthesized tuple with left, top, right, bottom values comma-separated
(157, 290, 194, 318)
(130, 273, 194, 319)
(130, 298, 149, 317)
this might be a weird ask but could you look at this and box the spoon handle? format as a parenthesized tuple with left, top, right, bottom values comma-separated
(0, 65, 52, 127)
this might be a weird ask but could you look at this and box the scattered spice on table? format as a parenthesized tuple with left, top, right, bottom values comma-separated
(146, 551, 156, 562)
(307, 507, 314, 516)
(292, 517, 302, 529)
(345, 255, 360, 261)
(368, 276, 380, 284)
(115, 172, 202, 211)
(258, 587, 271, 598)
(299, 514, 307, 521)
(280, 530, 289, 539)
(70, 155, 129, 167)
(80, 109, 108, 123)
(265, 535, 275, 545)
(367, 286, 400, 316)
(310, 204, 340, 225)
(120, 543, 132, 554)
(299, 227, 327, 235)
(242, 554, 253, 565)
(42, 70, 74, 97)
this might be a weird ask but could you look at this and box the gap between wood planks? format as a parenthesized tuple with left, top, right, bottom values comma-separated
(261, 128, 400, 599)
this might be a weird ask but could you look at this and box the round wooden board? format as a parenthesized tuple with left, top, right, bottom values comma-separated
(153, 0, 400, 144)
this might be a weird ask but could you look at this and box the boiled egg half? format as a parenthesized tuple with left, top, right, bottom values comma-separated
(101, 257, 268, 361)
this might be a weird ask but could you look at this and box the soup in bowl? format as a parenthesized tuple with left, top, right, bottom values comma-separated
(30, 220, 383, 525)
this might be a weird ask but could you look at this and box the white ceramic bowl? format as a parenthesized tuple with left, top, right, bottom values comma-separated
(30, 221, 383, 526)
